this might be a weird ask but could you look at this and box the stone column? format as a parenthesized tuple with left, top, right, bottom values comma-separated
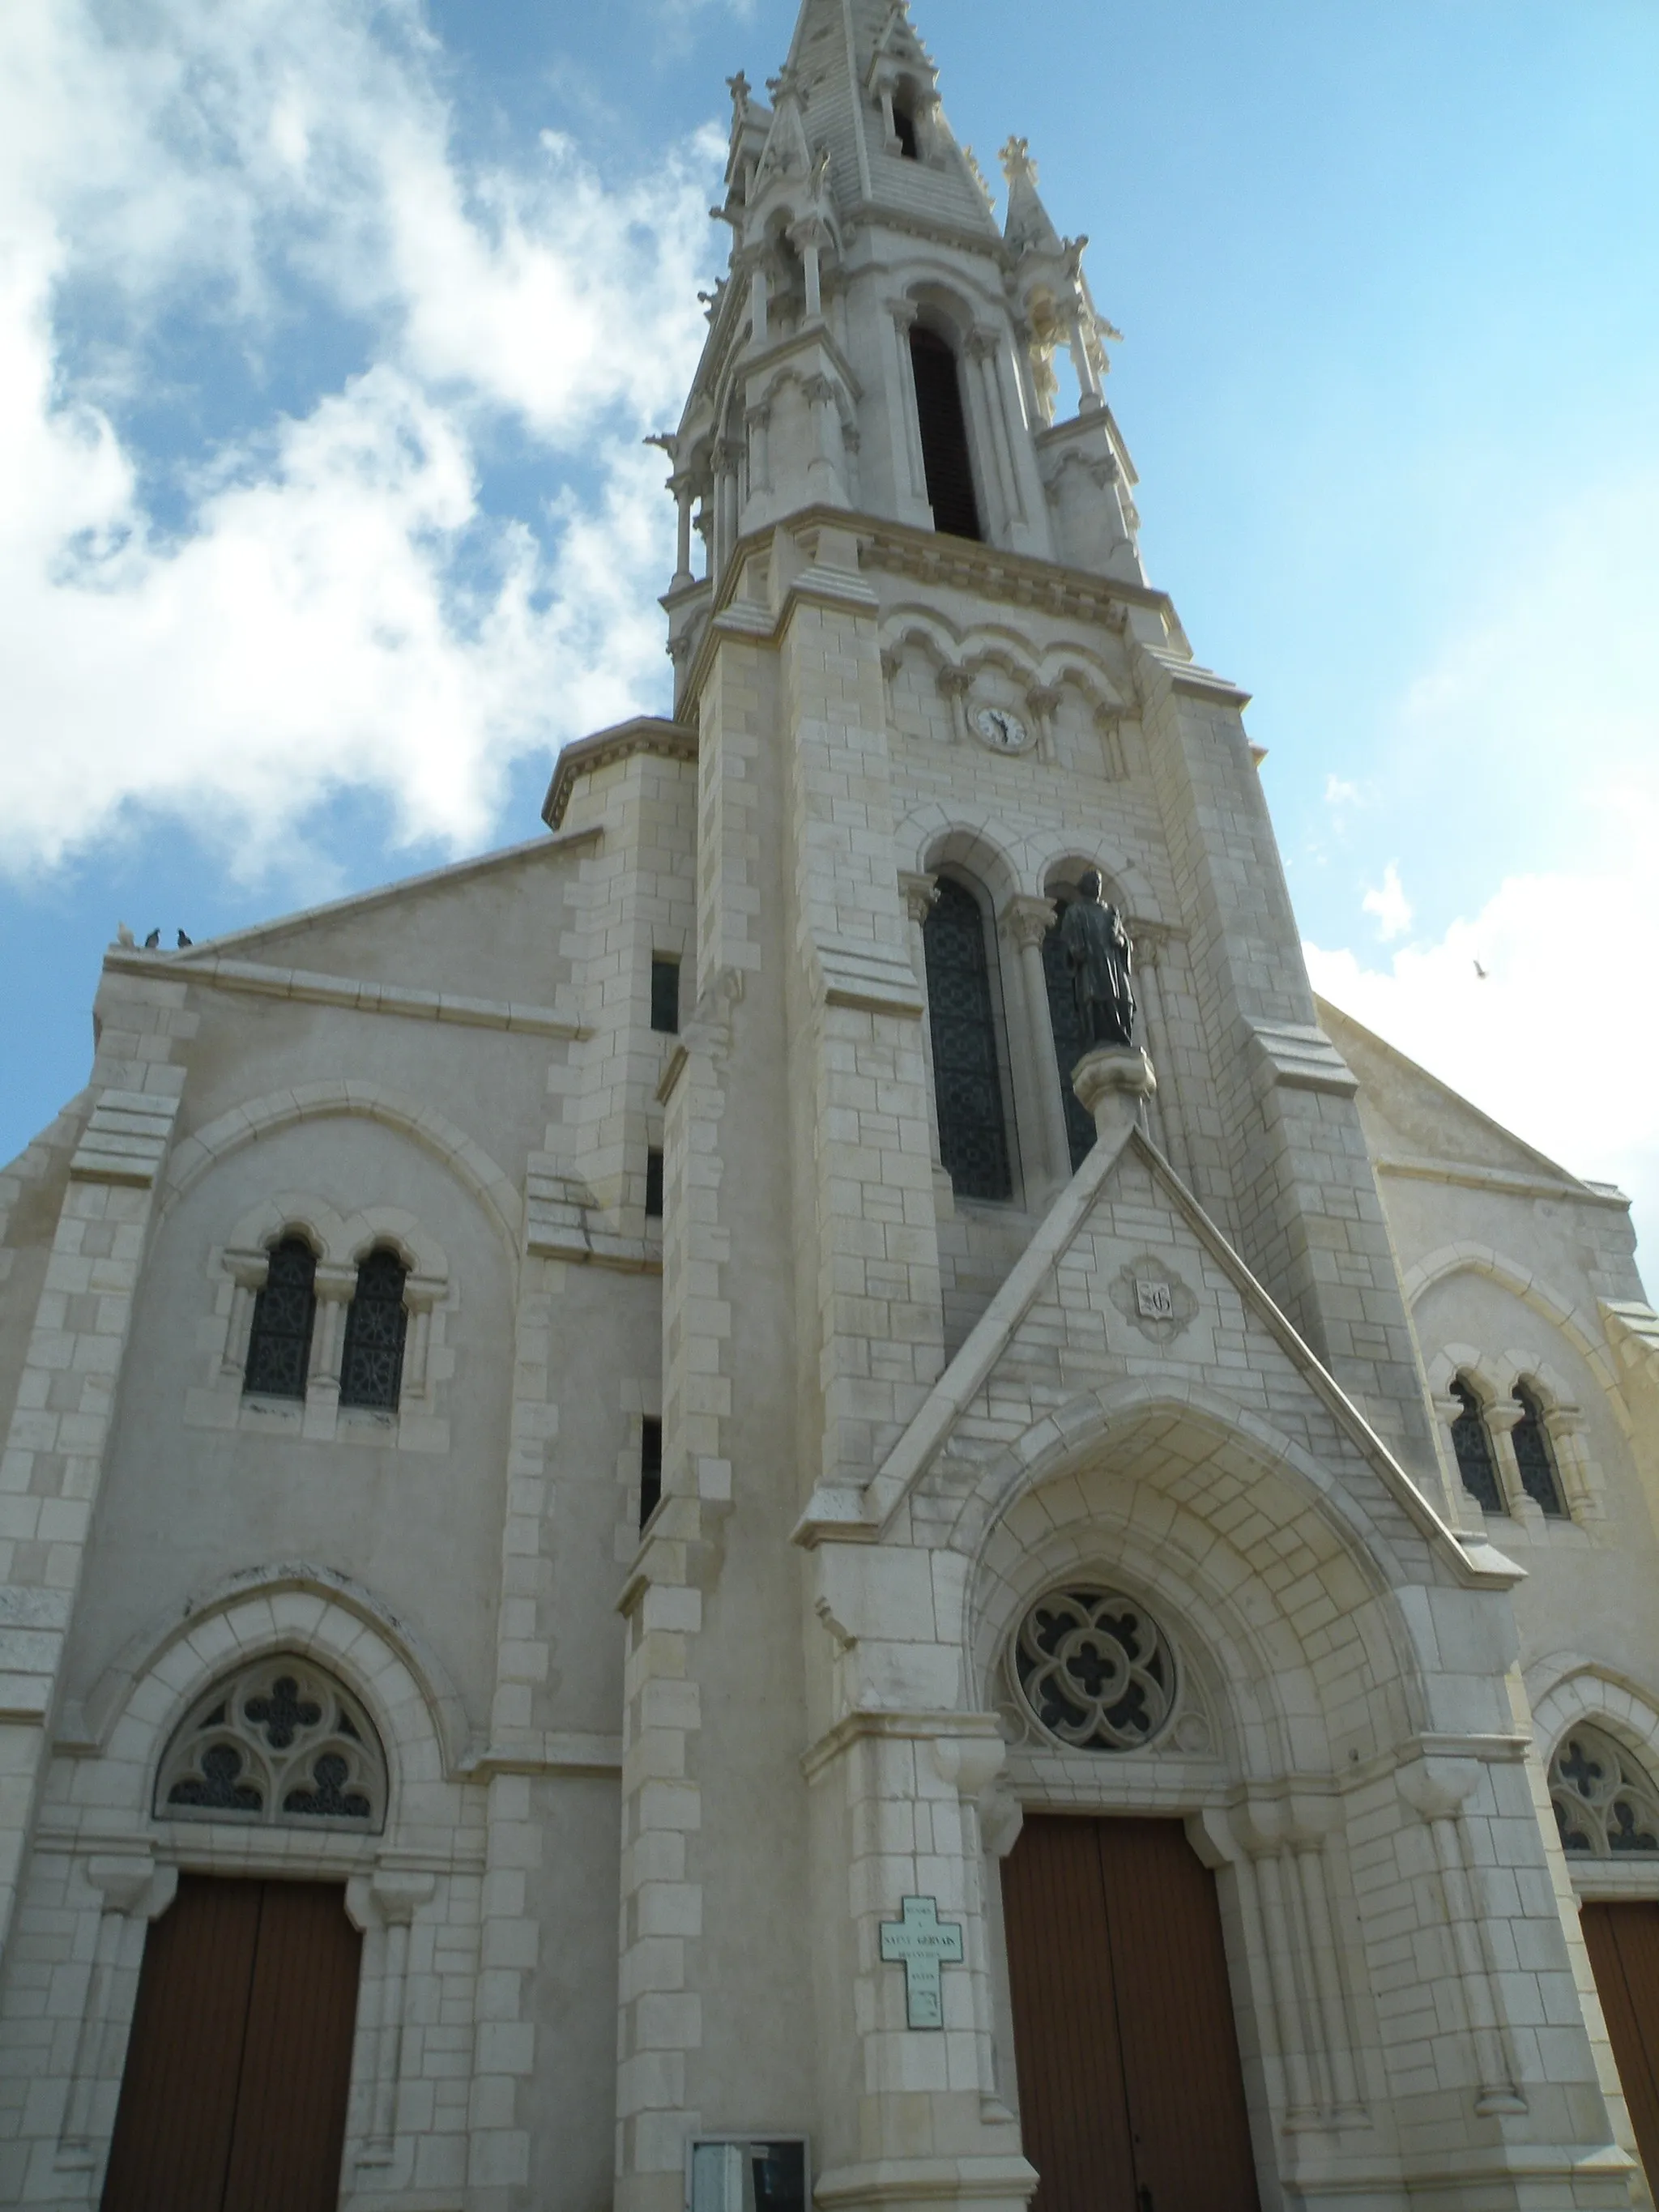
(303, 1261, 354, 1442)
(1486, 1400, 1534, 1526)
(57, 1856, 159, 2169)
(1127, 925, 1182, 1173)
(359, 1869, 433, 2167)
(671, 479, 695, 590)
(885, 300, 927, 512)
(1004, 896, 1072, 1191)
(900, 872, 942, 1166)
(960, 330, 1010, 542)
(1397, 1757, 1526, 2116)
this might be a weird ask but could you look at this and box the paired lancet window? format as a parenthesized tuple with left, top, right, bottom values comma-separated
(1447, 1371, 1567, 1519)
(243, 1238, 409, 1410)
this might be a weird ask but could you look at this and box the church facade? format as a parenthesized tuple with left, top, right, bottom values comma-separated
(3, 4, 1659, 2209)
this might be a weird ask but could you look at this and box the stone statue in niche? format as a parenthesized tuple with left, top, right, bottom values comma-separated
(1060, 872, 1137, 1047)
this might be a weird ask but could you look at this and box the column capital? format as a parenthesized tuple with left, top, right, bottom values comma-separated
(898, 872, 939, 927)
(1004, 894, 1057, 952)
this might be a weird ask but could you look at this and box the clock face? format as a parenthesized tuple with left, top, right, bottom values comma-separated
(975, 705, 1029, 753)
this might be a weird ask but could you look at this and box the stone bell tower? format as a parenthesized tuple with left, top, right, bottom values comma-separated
(606, 6, 1612, 2211)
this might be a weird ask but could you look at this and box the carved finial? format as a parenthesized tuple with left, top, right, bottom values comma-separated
(727, 70, 751, 119)
(1000, 135, 1037, 187)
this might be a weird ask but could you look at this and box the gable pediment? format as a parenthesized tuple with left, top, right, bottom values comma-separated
(797, 1110, 1511, 1591)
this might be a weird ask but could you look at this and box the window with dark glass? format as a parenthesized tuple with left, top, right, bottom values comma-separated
(339, 1247, 408, 1412)
(646, 1148, 665, 1220)
(650, 956, 681, 1035)
(1448, 1377, 1503, 1514)
(1042, 896, 1098, 1172)
(909, 328, 982, 543)
(640, 1417, 663, 1528)
(243, 1236, 318, 1400)
(923, 875, 1013, 1202)
(1512, 1379, 1567, 1515)
(893, 103, 919, 160)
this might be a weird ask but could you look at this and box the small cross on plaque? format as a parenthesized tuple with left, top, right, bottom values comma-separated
(879, 1896, 964, 2030)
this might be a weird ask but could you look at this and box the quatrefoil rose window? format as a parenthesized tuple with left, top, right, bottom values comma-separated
(156, 1656, 387, 1832)
(1015, 1588, 1177, 1752)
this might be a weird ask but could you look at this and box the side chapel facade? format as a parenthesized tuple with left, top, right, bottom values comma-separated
(3, 4, 1659, 2210)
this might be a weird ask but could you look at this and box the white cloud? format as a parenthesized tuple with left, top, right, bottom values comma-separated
(0, 0, 723, 876)
(1310, 828, 1659, 1269)
(1360, 860, 1413, 941)
(1323, 774, 1362, 811)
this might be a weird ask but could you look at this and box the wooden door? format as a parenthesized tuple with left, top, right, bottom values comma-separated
(1582, 1900, 1659, 2191)
(102, 1877, 361, 2212)
(1002, 1816, 1260, 2212)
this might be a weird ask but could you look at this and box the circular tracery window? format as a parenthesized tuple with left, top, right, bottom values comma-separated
(156, 1656, 388, 1832)
(1014, 1588, 1176, 1751)
(1549, 1724, 1659, 1856)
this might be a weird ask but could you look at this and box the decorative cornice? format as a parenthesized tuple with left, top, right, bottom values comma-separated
(113, 954, 587, 1042)
(542, 715, 699, 831)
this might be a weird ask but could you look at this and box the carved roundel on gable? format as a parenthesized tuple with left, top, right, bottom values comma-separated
(1110, 1254, 1200, 1345)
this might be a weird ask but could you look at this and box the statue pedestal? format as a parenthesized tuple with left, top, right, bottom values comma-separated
(1072, 1046, 1157, 1150)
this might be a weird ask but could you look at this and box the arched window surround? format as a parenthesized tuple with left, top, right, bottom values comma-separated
(1424, 1342, 1598, 1528)
(902, 825, 1176, 1208)
(190, 1196, 453, 1453)
(1528, 1665, 1659, 1899)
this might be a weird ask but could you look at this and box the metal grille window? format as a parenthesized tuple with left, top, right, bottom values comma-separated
(156, 1656, 387, 1832)
(1512, 1379, 1567, 1515)
(1449, 1377, 1503, 1514)
(923, 876, 1013, 1202)
(650, 955, 681, 1035)
(242, 1236, 318, 1400)
(910, 328, 982, 543)
(1042, 897, 1097, 1171)
(1550, 1724, 1659, 1856)
(339, 1247, 408, 1411)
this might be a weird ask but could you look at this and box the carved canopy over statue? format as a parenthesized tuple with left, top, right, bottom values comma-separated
(1059, 872, 1136, 1049)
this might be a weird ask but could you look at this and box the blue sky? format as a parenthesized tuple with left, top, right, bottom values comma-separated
(4, 0, 1657, 1256)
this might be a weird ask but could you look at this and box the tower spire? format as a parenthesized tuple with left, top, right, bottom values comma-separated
(658, 0, 1146, 693)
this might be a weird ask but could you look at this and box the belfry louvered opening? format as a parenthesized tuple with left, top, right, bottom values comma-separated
(909, 326, 982, 543)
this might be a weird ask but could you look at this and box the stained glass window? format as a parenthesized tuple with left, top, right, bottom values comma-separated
(1042, 897, 1097, 1171)
(243, 1236, 318, 1400)
(156, 1656, 387, 1832)
(1512, 1380, 1567, 1516)
(1549, 1724, 1659, 1856)
(923, 876, 1013, 1202)
(339, 1247, 408, 1412)
(1449, 1377, 1503, 1515)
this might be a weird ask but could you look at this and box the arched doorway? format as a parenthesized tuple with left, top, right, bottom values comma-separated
(1001, 1816, 1259, 2212)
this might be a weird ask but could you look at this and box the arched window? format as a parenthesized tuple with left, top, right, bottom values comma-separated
(156, 1656, 388, 1833)
(339, 1246, 409, 1411)
(1549, 1724, 1659, 1856)
(923, 875, 1013, 1202)
(1448, 1376, 1503, 1515)
(242, 1234, 318, 1400)
(910, 326, 983, 543)
(1041, 892, 1099, 1171)
(1512, 1379, 1567, 1515)
(893, 102, 920, 160)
